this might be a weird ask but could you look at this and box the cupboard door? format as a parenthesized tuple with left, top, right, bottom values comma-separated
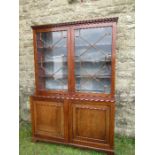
(32, 99, 66, 141)
(74, 26, 113, 94)
(35, 30, 68, 91)
(70, 101, 114, 149)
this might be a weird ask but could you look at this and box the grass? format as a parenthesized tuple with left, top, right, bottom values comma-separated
(19, 122, 135, 155)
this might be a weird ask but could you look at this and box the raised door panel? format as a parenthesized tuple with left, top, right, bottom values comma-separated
(33, 100, 65, 141)
(71, 101, 114, 149)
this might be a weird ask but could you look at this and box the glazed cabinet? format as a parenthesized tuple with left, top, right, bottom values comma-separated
(30, 17, 118, 155)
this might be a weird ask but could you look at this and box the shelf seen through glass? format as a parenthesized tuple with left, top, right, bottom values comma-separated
(37, 30, 68, 90)
(36, 26, 113, 93)
(75, 26, 112, 93)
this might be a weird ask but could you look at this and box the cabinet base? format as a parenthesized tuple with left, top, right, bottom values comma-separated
(32, 136, 115, 155)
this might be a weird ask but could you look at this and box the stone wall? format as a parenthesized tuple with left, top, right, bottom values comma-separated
(19, 0, 135, 137)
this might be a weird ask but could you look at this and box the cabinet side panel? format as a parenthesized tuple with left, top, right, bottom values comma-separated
(111, 23, 117, 97)
(30, 96, 35, 138)
(109, 102, 115, 148)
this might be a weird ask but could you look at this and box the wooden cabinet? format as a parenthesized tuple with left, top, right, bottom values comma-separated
(30, 17, 118, 155)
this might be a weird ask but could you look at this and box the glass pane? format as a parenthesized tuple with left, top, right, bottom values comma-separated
(36, 31, 68, 90)
(75, 27, 112, 93)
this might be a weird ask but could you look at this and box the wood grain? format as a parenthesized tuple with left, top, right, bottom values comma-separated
(30, 17, 117, 155)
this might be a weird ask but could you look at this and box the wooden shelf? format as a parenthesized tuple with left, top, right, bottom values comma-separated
(75, 59, 111, 63)
(37, 46, 67, 51)
(38, 55, 67, 63)
(76, 75, 111, 79)
(75, 44, 112, 47)
(38, 60, 111, 64)
(76, 89, 110, 93)
(38, 60, 67, 64)
(39, 74, 67, 79)
(37, 44, 111, 51)
(39, 74, 110, 79)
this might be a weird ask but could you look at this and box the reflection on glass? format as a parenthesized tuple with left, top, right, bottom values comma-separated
(75, 27, 112, 93)
(36, 31, 68, 90)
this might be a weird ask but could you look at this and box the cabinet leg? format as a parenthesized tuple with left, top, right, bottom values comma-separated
(107, 152, 114, 155)
(32, 137, 38, 142)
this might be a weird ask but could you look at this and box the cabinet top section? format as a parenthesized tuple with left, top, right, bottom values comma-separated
(31, 17, 118, 29)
